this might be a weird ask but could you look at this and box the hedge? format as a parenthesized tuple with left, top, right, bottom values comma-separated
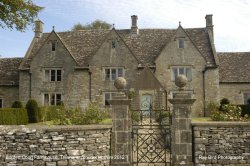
(0, 108, 28, 125)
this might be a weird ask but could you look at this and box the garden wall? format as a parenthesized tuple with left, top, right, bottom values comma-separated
(193, 122, 250, 166)
(0, 125, 111, 166)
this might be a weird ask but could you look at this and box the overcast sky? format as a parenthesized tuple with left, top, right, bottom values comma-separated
(1, 0, 250, 58)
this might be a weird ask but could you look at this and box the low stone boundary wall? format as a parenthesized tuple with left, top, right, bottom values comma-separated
(192, 122, 250, 166)
(0, 125, 112, 166)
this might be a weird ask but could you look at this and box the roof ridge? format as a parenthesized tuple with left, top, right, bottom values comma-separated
(0, 57, 23, 59)
(218, 52, 250, 54)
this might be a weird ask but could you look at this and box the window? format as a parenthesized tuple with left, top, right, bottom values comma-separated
(178, 38, 184, 48)
(44, 69, 62, 82)
(51, 41, 56, 51)
(44, 93, 62, 106)
(171, 67, 192, 81)
(243, 93, 250, 105)
(104, 92, 118, 106)
(104, 68, 124, 81)
(0, 97, 2, 108)
(111, 41, 116, 49)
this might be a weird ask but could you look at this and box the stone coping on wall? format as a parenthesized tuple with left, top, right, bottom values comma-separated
(192, 121, 250, 126)
(0, 124, 112, 133)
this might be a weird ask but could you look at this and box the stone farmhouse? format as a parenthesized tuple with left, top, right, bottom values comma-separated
(0, 15, 250, 117)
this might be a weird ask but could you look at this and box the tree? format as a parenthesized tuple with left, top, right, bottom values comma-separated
(0, 0, 43, 32)
(72, 20, 112, 31)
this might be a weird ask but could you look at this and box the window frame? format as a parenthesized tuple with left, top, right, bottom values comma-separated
(51, 41, 56, 51)
(103, 67, 124, 81)
(43, 93, 62, 106)
(171, 66, 192, 81)
(243, 92, 250, 105)
(103, 92, 118, 106)
(44, 69, 62, 82)
(178, 38, 185, 49)
(111, 40, 116, 49)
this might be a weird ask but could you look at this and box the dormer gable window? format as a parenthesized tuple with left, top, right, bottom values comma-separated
(178, 38, 184, 49)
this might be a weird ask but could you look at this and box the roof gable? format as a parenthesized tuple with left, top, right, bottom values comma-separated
(134, 66, 165, 90)
(20, 31, 78, 69)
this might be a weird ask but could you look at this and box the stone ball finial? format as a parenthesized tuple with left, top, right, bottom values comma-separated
(175, 74, 188, 90)
(114, 77, 127, 90)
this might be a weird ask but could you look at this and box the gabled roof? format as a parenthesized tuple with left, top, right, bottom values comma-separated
(20, 27, 216, 68)
(218, 52, 250, 83)
(134, 66, 165, 90)
(0, 58, 23, 86)
(185, 28, 215, 65)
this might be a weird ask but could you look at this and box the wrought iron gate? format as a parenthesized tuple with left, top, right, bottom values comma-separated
(131, 106, 172, 166)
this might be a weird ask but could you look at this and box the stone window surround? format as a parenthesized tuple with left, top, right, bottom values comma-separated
(171, 66, 192, 81)
(103, 91, 119, 106)
(242, 91, 250, 104)
(103, 67, 124, 81)
(0, 96, 3, 108)
(44, 68, 62, 82)
(50, 40, 57, 52)
(43, 93, 62, 106)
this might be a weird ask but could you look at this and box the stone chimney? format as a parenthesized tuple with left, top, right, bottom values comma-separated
(34, 19, 44, 38)
(205, 14, 214, 39)
(131, 15, 139, 35)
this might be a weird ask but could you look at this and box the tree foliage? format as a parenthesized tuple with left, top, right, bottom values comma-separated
(72, 20, 112, 31)
(0, 0, 43, 31)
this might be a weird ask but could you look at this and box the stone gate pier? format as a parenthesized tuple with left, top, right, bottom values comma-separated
(169, 75, 195, 166)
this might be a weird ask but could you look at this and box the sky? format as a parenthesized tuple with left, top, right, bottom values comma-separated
(1, 0, 250, 58)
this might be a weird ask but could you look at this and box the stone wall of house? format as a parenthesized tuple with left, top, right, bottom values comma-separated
(204, 68, 220, 116)
(0, 125, 111, 166)
(220, 83, 250, 105)
(0, 86, 19, 107)
(155, 27, 209, 117)
(89, 30, 139, 104)
(193, 122, 250, 166)
(19, 71, 30, 105)
(20, 32, 90, 108)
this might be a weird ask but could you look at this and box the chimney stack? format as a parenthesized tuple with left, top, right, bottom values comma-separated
(34, 19, 44, 38)
(205, 14, 214, 40)
(205, 14, 213, 27)
(131, 15, 139, 35)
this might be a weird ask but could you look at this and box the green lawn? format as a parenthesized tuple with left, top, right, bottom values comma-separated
(192, 117, 212, 122)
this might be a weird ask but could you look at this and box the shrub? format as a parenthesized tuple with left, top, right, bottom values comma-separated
(26, 99, 39, 123)
(80, 103, 110, 124)
(40, 106, 65, 121)
(11, 101, 23, 108)
(211, 104, 248, 121)
(0, 108, 28, 125)
(155, 110, 169, 125)
(40, 102, 110, 125)
(219, 98, 230, 112)
(130, 110, 140, 123)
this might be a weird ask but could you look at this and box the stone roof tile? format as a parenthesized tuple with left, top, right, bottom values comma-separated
(218, 52, 250, 83)
(20, 28, 216, 67)
(0, 58, 23, 86)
